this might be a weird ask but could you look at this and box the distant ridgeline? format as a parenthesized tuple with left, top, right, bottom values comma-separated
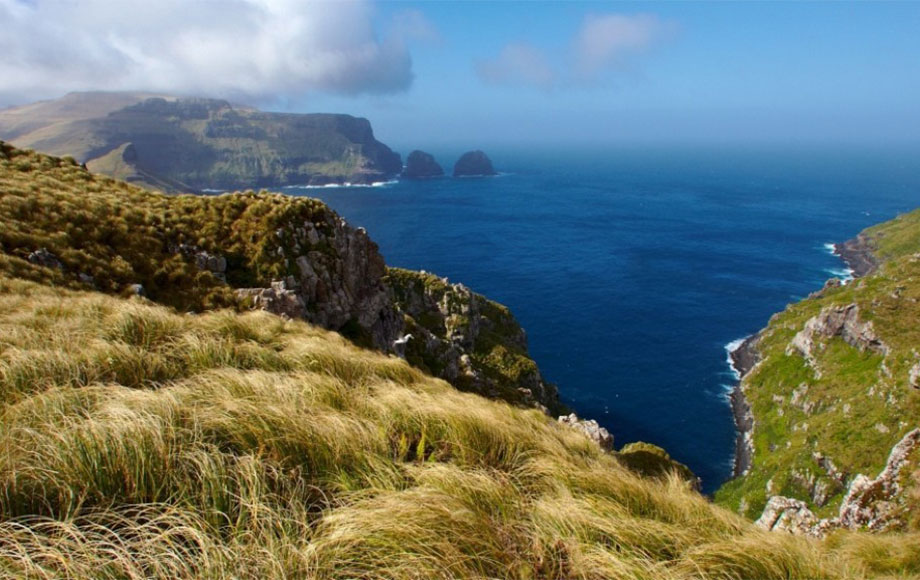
(717, 209, 920, 536)
(0, 92, 402, 192)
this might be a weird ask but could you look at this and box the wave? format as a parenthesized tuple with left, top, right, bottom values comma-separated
(723, 337, 749, 382)
(822, 242, 838, 255)
(825, 266, 855, 281)
(283, 180, 399, 190)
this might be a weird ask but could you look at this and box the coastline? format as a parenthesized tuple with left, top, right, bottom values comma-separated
(725, 233, 876, 481)
(727, 334, 759, 477)
(834, 233, 878, 277)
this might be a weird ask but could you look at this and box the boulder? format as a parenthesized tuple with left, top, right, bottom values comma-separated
(558, 413, 614, 451)
(403, 150, 444, 179)
(453, 150, 497, 177)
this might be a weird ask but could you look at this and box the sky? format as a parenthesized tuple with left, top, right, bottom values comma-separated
(1, 0, 919, 149)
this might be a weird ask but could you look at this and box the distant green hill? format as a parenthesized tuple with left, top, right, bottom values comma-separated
(717, 211, 920, 535)
(0, 92, 402, 192)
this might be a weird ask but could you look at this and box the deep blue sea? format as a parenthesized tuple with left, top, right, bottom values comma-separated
(276, 144, 920, 493)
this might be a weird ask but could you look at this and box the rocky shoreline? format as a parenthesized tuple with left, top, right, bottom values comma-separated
(725, 231, 879, 481)
(834, 233, 878, 277)
(728, 334, 760, 477)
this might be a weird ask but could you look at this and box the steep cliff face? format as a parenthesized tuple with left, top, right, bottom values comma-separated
(0, 92, 402, 192)
(0, 141, 561, 412)
(717, 211, 920, 534)
(386, 268, 563, 414)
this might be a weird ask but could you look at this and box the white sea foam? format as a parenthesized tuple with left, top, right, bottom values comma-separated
(724, 337, 749, 382)
(825, 266, 855, 282)
(823, 242, 838, 255)
(283, 179, 399, 190)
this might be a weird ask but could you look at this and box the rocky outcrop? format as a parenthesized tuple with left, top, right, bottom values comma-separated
(206, 212, 561, 412)
(838, 428, 920, 530)
(27, 248, 63, 270)
(756, 428, 920, 537)
(453, 150, 497, 177)
(728, 336, 759, 477)
(558, 413, 614, 451)
(835, 234, 879, 277)
(786, 304, 888, 373)
(233, 214, 403, 353)
(403, 150, 444, 179)
(387, 268, 563, 413)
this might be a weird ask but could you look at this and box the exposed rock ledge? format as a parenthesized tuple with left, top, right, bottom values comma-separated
(192, 208, 563, 413)
(756, 428, 920, 537)
(558, 413, 614, 451)
(834, 233, 879, 278)
(786, 304, 888, 376)
(728, 335, 760, 477)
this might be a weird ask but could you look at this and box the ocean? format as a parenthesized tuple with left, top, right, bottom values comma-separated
(277, 144, 920, 493)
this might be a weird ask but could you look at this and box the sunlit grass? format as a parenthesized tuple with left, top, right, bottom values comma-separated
(0, 278, 916, 578)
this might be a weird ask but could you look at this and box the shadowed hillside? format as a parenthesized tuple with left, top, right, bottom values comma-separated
(0, 92, 402, 191)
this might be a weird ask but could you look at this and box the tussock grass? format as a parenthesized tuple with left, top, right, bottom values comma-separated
(0, 278, 916, 578)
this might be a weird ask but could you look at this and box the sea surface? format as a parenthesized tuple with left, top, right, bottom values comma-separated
(276, 144, 920, 493)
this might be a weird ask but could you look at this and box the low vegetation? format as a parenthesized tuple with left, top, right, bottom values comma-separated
(0, 139, 333, 310)
(2, 141, 919, 577)
(716, 210, 920, 524)
(1, 278, 918, 578)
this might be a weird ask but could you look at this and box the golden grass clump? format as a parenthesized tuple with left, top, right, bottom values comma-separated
(0, 278, 917, 578)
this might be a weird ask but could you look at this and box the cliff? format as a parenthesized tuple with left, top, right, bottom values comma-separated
(0, 92, 402, 192)
(0, 140, 559, 412)
(716, 210, 920, 536)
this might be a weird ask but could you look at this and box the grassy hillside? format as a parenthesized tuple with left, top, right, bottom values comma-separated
(2, 278, 919, 578)
(0, 139, 335, 311)
(716, 210, 920, 527)
(0, 141, 570, 412)
(3, 140, 920, 577)
(0, 92, 402, 191)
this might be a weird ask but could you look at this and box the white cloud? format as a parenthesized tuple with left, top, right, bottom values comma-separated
(476, 12, 672, 90)
(0, 0, 428, 104)
(573, 13, 672, 80)
(475, 43, 555, 90)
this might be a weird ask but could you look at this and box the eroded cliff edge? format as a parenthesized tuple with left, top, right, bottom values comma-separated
(717, 212, 920, 535)
(0, 141, 562, 413)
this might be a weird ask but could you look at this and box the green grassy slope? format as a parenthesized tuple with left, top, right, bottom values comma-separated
(2, 278, 918, 579)
(0, 139, 334, 311)
(3, 140, 920, 577)
(716, 210, 920, 526)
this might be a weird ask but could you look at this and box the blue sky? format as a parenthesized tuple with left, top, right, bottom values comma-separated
(316, 1, 920, 148)
(2, 0, 919, 148)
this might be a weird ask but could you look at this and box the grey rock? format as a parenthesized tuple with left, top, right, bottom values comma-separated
(27, 248, 63, 270)
(403, 150, 444, 179)
(838, 428, 920, 530)
(909, 362, 920, 389)
(453, 150, 497, 177)
(787, 304, 888, 371)
(558, 413, 614, 451)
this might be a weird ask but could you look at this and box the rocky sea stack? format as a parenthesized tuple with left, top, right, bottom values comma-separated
(453, 150, 497, 177)
(403, 150, 444, 179)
